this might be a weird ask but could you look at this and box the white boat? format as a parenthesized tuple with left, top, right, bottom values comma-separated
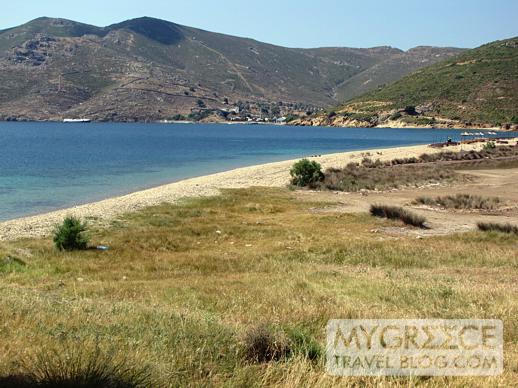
(461, 132, 471, 136)
(63, 118, 91, 123)
(488, 131, 497, 135)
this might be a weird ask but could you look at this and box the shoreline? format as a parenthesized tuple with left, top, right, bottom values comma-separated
(1, 139, 515, 241)
(1, 119, 515, 131)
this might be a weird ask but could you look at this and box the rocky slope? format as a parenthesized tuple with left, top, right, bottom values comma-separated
(292, 37, 518, 130)
(0, 17, 463, 122)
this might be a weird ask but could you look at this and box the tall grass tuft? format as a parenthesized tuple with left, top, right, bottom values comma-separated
(370, 204, 428, 228)
(415, 194, 501, 210)
(0, 344, 153, 388)
(241, 324, 291, 363)
(477, 222, 518, 235)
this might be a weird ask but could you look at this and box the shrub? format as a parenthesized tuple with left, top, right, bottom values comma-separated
(0, 344, 153, 388)
(290, 159, 324, 187)
(477, 222, 518, 234)
(53, 216, 89, 251)
(242, 324, 291, 363)
(483, 141, 496, 151)
(171, 114, 185, 121)
(285, 114, 299, 123)
(402, 116, 436, 126)
(403, 106, 417, 115)
(390, 112, 402, 120)
(187, 110, 210, 121)
(370, 205, 428, 228)
(350, 112, 376, 122)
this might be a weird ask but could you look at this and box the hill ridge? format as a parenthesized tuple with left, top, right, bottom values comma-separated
(292, 37, 518, 130)
(0, 17, 464, 122)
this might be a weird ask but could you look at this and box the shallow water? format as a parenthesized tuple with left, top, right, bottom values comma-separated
(0, 122, 515, 221)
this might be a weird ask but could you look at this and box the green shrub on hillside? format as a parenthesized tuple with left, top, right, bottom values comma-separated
(390, 111, 402, 120)
(171, 114, 186, 121)
(53, 216, 89, 251)
(290, 159, 324, 187)
(285, 114, 300, 123)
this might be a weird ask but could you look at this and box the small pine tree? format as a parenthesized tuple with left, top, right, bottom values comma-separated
(53, 216, 89, 251)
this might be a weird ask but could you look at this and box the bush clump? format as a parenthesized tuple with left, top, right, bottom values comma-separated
(477, 222, 518, 234)
(53, 216, 89, 251)
(483, 141, 496, 151)
(290, 159, 324, 187)
(389, 111, 402, 120)
(370, 205, 428, 228)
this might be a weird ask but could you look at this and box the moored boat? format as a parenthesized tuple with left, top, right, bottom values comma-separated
(63, 118, 91, 123)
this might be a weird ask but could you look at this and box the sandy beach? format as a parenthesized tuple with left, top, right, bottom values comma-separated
(0, 139, 514, 241)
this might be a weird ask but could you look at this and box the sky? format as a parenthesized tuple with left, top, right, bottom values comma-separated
(1, 0, 517, 50)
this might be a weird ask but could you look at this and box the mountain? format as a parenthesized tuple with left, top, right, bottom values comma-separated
(0, 17, 464, 122)
(293, 37, 518, 129)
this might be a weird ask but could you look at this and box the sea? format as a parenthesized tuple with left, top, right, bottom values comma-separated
(1, 122, 516, 221)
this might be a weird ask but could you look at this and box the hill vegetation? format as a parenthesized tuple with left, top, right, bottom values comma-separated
(293, 37, 518, 129)
(0, 17, 463, 122)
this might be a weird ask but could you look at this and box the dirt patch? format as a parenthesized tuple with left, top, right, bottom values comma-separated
(297, 167, 518, 237)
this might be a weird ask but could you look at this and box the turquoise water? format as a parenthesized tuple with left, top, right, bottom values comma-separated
(1, 122, 516, 221)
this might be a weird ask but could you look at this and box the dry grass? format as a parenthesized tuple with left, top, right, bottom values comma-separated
(0, 341, 153, 388)
(415, 194, 502, 210)
(0, 187, 516, 386)
(477, 222, 518, 235)
(318, 145, 518, 193)
(322, 163, 458, 192)
(370, 204, 428, 228)
(241, 324, 291, 363)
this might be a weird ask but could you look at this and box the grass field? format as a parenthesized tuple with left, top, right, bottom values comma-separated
(0, 187, 517, 386)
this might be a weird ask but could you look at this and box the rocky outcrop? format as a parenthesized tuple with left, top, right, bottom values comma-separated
(290, 109, 516, 130)
(8, 35, 57, 66)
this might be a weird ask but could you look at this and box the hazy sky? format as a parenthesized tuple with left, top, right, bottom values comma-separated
(1, 0, 517, 50)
